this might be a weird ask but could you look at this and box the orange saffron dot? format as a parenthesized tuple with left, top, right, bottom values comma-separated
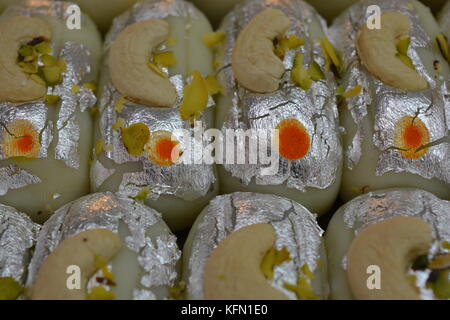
(276, 118, 310, 160)
(156, 139, 178, 162)
(16, 134, 34, 153)
(1, 119, 40, 159)
(147, 130, 180, 166)
(394, 116, 430, 159)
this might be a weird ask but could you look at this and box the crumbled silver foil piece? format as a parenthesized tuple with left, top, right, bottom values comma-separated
(0, 164, 41, 196)
(186, 192, 325, 300)
(26, 192, 181, 299)
(0, 204, 40, 284)
(96, 0, 216, 201)
(330, 0, 450, 182)
(342, 189, 450, 300)
(218, 0, 342, 191)
(0, 0, 97, 195)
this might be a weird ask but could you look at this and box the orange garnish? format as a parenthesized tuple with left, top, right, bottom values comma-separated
(1, 119, 40, 159)
(275, 118, 310, 160)
(394, 116, 430, 159)
(147, 130, 181, 166)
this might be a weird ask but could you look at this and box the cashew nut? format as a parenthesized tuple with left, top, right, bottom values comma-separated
(232, 9, 291, 93)
(0, 16, 51, 102)
(203, 223, 289, 300)
(32, 229, 121, 300)
(356, 12, 428, 91)
(347, 216, 432, 300)
(109, 19, 177, 107)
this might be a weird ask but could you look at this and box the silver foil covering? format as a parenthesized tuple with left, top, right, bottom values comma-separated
(26, 192, 181, 300)
(330, 0, 450, 182)
(0, 204, 40, 284)
(218, 0, 342, 191)
(342, 189, 450, 300)
(95, 0, 216, 201)
(0, 0, 97, 194)
(0, 164, 41, 196)
(186, 192, 324, 299)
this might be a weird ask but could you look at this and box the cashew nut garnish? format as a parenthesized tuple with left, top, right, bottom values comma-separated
(356, 12, 428, 91)
(232, 9, 291, 93)
(0, 16, 51, 102)
(203, 223, 289, 300)
(109, 19, 177, 107)
(32, 229, 121, 300)
(347, 216, 432, 300)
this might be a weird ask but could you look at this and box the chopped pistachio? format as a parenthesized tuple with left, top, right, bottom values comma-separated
(283, 266, 319, 300)
(343, 85, 363, 98)
(45, 94, 60, 105)
(121, 123, 150, 156)
(42, 54, 57, 67)
(396, 37, 410, 56)
(18, 62, 38, 74)
(443, 241, 450, 250)
(114, 96, 126, 113)
(428, 253, 450, 270)
(112, 117, 126, 131)
(320, 38, 341, 71)
(42, 65, 62, 86)
(275, 34, 305, 59)
(179, 71, 209, 121)
(168, 281, 186, 300)
(71, 85, 80, 94)
(308, 61, 325, 81)
(86, 286, 116, 300)
(431, 269, 450, 300)
(133, 187, 151, 202)
(58, 58, 67, 73)
(95, 139, 105, 155)
(153, 51, 177, 67)
(396, 53, 415, 69)
(336, 85, 345, 96)
(83, 82, 97, 91)
(18, 45, 34, 58)
(291, 52, 312, 90)
(202, 31, 226, 48)
(94, 255, 115, 282)
(33, 41, 52, 55)
(436, 34, 450, 62)
(0, 277, 24, 300)
(261, 247, 292, 280)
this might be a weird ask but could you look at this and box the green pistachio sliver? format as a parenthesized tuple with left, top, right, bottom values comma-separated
(18, 62, 38, 74)
(45, 94, 60, 105)
(42, 54, 57, 67)
(396, 37, 410, 56)
(42, 66, 62, 86)
(436, 34, 450, 62)
(291, 53, 312, 91)
(0, 277, 24, 300)
(432, 269, 450, 300)
(308, 61, 325, 81)
(18, 45, 34, 58)
(33, 41, 52, 55)
(396, 53, 415, 69)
